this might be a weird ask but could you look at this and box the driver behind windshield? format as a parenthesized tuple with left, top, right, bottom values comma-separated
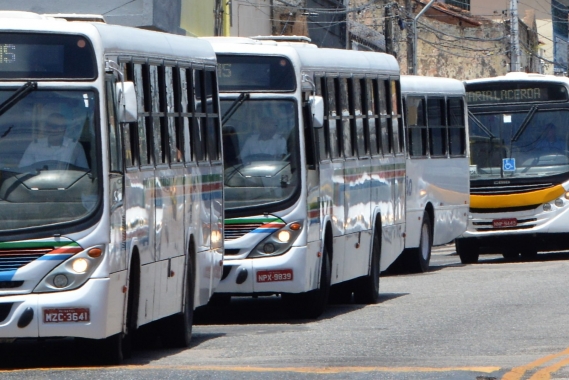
(240, 114, 287, 160)
(535, 123, 565, 154)
(19, 112, 88, 169)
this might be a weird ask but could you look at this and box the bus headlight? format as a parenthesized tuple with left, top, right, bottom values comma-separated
(555, 198, 564, 207)
(33, 245, 105, 293)
(543, 203, 552, 211)
(249, 221, 303, 258)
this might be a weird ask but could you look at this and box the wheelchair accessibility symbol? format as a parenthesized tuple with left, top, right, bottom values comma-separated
(503, 158, 516, 172)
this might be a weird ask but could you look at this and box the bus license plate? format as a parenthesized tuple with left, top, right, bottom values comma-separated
(257, 269, 293, 282)
(492, 218, 517, 228)
(43, 308, 90, 323)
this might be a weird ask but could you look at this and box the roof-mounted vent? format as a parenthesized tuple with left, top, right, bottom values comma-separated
(43, 13, 106, 23)
(251, 35, 312, 43)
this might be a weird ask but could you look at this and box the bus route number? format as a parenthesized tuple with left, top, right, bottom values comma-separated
(257, 269, 293, 282)
(43, 308, 90, 323)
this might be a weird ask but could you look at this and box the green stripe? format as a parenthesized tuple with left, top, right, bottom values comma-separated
(225, 216, 284, 225)
(0, 238, 79, 249)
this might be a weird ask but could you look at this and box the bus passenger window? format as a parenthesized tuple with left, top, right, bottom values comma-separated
(406, 96, 427, 157)
(427, 98, 447, 156)
(448, 97, 466, 156)
(134, 63, 150, 166)
(149, 65, 164, 165)
(340, 78, 352, 158)
(352, 78, 367, 157)
(365, 79, 379, 156)
(378, 80, 391, 155)
(325, 77, 340, 159)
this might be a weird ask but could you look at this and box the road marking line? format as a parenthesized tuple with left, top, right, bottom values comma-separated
(528, 355, 569, 380)
(502, 346, 569, 380)
(0, 365, 501, 374)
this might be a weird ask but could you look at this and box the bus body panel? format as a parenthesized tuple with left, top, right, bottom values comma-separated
(400, 75, 470, 251)
(0, 15, 223, 346)
(208, 36, 406, 303)
(460, 73, 569, 256)
(404, 157, 469, 246)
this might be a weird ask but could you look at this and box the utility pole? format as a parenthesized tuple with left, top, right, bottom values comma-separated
(412, 0, 435, 75)
(406, 0, 413, 74)
(385, 4, 394, 55)
(510, 0, 521, 72)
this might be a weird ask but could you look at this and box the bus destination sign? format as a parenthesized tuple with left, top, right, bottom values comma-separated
(466, 82, 568, 105)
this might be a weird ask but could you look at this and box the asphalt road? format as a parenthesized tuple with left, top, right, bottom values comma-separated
(2, 245, 569, 380)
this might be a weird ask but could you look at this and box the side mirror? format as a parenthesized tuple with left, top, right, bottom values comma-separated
(310, 95, 324, 129)
(116, 81, 137, 123)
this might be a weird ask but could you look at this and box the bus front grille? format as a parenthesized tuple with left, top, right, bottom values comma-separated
(224, 223, 264, 240)
(471, 183, 554, 195)
(0, 303, 13, 322)
(0, 248, 52, 272)
(472, 218, 538, 231)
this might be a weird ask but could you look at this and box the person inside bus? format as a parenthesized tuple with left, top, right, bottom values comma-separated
(240, 115, 287, 161)
(535, 123, 565, 155)
(19, 112, 89, 169)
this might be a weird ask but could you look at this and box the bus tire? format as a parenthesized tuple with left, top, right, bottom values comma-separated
(285, 245, 331, 319)
(456, 238, 479, 264)
(405, 212, 432, 273)
(160, 252, 195, 348)
(353, 230, 381, 304)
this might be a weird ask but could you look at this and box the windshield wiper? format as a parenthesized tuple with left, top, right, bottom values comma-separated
(468, 111, 495, 138)
(222, 93, 249, 125)
(0, 81, 37, 118)
(511, 105, 538, 142)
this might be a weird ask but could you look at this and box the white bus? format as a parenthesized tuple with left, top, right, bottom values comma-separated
(0, 12, 223, 363)
(391, 76, 469, 272)
(457, 72, 569, 263)
(204, 37, 406, 317)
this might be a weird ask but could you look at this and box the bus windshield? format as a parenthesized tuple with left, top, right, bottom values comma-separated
(469, 108, 569, 179)
(0, 89, 99, 231)
(221, 98, 299, 211)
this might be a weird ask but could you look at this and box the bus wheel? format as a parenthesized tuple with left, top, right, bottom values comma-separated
(403, 212, 432, 273)
(353, 231, 381, 304)
(285, 246, 331, 319)
(456, 238, 479, 264)
(160, 254, 195, 348)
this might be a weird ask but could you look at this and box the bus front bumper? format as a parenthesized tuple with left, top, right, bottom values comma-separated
(216, 245, 319, 295)
(0, 278, 112, 339)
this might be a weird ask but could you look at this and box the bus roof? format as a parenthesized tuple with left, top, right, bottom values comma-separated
(401, 75, 465, 96)
(204, 36, 399, 77)
(465, 72, 569, 86)
(0, 12, 216, 65)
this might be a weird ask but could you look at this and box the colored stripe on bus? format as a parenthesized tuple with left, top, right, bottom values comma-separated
(470, 184, 565, 209)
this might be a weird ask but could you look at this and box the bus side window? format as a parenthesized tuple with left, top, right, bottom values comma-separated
(378, 79, 391, 155)
(364, 78, 379, 156)
(133, 63, 150, 166)
(106, 76, 122, 173)
(149, 64, 163, 165)
(315, 76, 328, 161)
(193, 68, 208, 162)
(406, 96, 427, 157)
(325, 76, 340, 159)
(339, 77, 352, 158)
(427, 97, 447, 157)
(122, 61, 138, 168)
(448, 97, 466, 156)
(352, 78, 367, 158)
(181, 67, 193, 163)
(163, 65, 180, 164)
(390, 80, 403, 154)
(204, 68, 220, 161)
